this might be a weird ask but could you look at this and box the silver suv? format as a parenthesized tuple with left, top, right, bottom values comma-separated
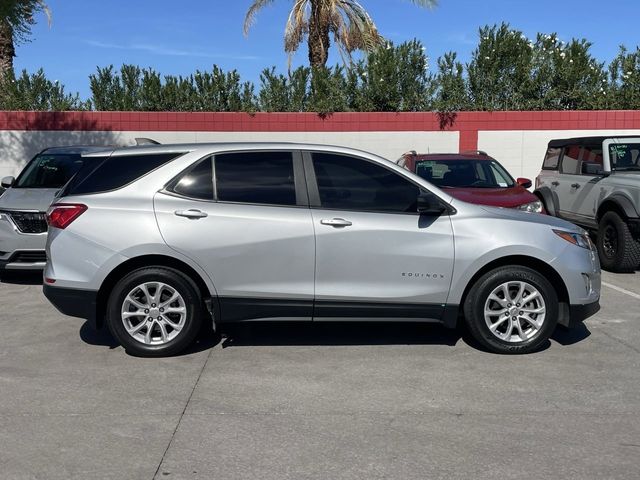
(535, 136, 640, 272)
(43, 143, 601, 356)
(0, 146, 108, 273)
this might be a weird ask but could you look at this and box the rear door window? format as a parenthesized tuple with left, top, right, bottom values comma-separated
(560, 145, 581, 175)
(214, 151, 297, 206)
(65, 153, 182, 195)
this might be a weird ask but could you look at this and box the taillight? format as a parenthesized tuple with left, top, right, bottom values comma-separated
(46, 203, 87, 229)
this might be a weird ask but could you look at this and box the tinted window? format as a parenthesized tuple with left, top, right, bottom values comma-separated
(313, 153, 419, 213)
(215, 152, 296, 206)
(560, 145, 580, 174)
(609, 143, 640, 171)
(172, 157, 214, 200)
(15, 154, 85, 188)
(66, 153, 181, 195)
(542, 147, 561, 170)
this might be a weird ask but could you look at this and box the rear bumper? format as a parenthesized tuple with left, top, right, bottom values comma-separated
(568, 301, 600, 327)
(43, 284, 98, 327)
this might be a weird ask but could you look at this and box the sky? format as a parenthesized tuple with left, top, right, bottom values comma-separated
(13, 0, 640, 100)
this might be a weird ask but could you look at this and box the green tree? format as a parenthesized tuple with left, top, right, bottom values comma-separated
(0, 68, 87, 110)
(608, 46, 640, 109)
(0, 0, 50, 77)
(466, 23, 534, 110)
(434, 52, 468, 111)
(529, 34, 607, 110)
(351, 40, 434, 111)
(244, 0, 437, 68)
(307, 65, 349, 114)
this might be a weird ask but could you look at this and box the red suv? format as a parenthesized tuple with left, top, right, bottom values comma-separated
(398, 151, 544, 213)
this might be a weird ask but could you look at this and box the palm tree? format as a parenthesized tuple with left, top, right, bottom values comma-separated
(0, 0, 50, 77)
(244, 0, 437, 68)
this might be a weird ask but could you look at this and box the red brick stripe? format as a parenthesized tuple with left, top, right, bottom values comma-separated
(1, 110, 639, 152)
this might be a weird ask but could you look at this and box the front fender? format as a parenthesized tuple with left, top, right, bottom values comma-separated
(599, 193, 639, 220)
(447, 244, 558, 305)
(534, 186, 558, 216)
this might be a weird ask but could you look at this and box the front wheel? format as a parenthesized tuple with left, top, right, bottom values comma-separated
(463, 266, 558, 354)
(106, 267, 203, 357)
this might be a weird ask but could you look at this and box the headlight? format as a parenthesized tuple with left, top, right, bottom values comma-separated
(515, 200, 543, 213)
(553, 229, 594, 250)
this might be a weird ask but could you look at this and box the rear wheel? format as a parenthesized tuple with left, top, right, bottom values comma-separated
(596, 211, 640, 272)
(106, 267, 203, 357)
(464, 266, 558, 354)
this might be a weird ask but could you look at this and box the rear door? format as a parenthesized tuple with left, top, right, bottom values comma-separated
(154, 150, 316, 322)
(567, 143, 606, 227)
(555, 143, 583, 222)
(305, 151, 455, 321)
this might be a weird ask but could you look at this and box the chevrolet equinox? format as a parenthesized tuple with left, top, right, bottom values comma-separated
(43, 143, 601, 356)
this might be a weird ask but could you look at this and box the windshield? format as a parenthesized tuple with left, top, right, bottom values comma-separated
(610, 143, 640, 172)
(414, 158, 515, 188)
(14, 153, 86, 188)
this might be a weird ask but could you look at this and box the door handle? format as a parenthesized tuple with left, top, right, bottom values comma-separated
(175, 209, 208, 219)
(320, 218, 352, 227)
(571, 183, 581, 189)
(551, 181, 560, 187)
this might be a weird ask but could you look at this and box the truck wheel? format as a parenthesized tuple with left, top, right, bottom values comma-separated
(597, 212, 640, 272)
(463, 266, 558, 354)
(106, 267, 203, 357)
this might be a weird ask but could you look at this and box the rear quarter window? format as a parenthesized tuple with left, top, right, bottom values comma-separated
(542, 147, 561, 170)
(64, 153, 183, 195)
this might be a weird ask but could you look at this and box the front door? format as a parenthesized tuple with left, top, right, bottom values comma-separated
(154, 151, 315, 322)
(305, 151, 455, 321)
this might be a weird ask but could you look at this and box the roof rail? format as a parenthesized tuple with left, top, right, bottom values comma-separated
(460, 149, 488, 156)
(135, 137, 161, 146)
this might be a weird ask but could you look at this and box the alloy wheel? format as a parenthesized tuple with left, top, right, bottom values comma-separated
(121, 282, 187, 345)
(483, 281, 546, 343)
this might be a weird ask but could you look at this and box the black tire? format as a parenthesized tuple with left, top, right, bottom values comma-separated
(106, 267, 203, 357)
(596, 211, 640, 272)
(463, 266, 558, 354)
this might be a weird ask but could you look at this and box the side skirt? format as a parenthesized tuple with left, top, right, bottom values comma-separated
(217, 297, 459, 327)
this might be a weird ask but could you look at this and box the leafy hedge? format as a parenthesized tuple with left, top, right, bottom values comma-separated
(1, 23, 639, 113)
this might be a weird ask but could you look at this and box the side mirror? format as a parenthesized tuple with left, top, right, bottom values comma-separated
(581, 162, 604, 176)
(417, 192, 446, 215)
(1, 176, 15, 188)
(516, 178, 532, 189)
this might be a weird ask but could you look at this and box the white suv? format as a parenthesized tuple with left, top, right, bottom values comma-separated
(535, 136, 640, 272)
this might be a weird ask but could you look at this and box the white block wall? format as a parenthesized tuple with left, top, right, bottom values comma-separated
(0, 130, 459, 178)
(478, 129, 640, 182)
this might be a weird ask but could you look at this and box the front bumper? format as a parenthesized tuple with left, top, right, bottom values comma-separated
(43, 284, 98, 327)
(0, 212, 47, 270)
(0, 250, 47, 271)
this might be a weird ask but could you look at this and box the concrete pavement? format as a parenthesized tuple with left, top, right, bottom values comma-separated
(0, 271, 639, 479)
